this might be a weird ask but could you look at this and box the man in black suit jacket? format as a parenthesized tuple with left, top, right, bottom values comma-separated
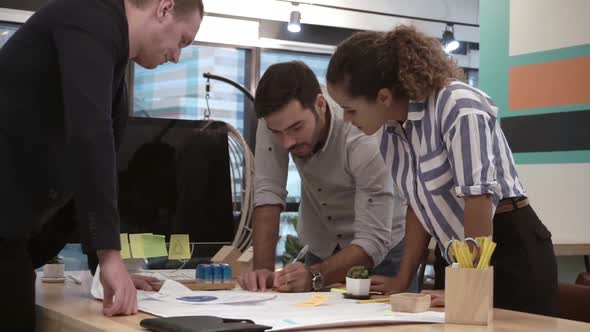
(0, 0, 203, 329)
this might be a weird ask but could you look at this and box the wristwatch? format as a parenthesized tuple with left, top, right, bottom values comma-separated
(311, 271, 324, 291)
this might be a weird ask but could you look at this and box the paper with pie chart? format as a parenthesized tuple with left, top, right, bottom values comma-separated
(150, 279, 276, 305)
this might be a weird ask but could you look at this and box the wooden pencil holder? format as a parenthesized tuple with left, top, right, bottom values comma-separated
(445, 266, 493, 325)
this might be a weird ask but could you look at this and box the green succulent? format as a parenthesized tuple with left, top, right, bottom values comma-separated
(347, 265, 370, 279)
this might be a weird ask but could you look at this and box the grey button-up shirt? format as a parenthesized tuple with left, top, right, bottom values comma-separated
(254, 98, 406, 265)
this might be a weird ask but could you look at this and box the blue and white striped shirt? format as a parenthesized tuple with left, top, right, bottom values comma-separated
(380, 81, 526, 248)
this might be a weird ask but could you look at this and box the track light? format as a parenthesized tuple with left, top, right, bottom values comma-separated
(442, 24, 459, 53)
(288, 8, 301, 33)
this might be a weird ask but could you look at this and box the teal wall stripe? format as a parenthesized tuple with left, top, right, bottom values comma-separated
(509, 44, 590, 67)
(479, 0, 510, 118)
(514, 151, 590, 164)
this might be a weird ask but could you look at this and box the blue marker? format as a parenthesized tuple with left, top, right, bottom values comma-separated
(212, 263, 223, 283)
(196, 264, 206, 282)
(201, 264, 213, 284)
(221, 263, 232, 283)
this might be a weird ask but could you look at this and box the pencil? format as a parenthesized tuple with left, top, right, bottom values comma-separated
(357, 297, 390, 304)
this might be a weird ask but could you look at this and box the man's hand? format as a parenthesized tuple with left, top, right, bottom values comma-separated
(97, 250, 137, 316)
(273, 262, 312, 292)
(421, 289, 445, 307)
(238, 269, 275, 292)
(130, 274, 159, 291)
(370, 275, 409, 295)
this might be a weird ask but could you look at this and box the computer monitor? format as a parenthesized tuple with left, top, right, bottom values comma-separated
(117, 117, 236, 259)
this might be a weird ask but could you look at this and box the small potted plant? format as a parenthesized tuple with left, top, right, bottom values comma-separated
(43, 256, 65, 280)
(346, 266, 371, 296)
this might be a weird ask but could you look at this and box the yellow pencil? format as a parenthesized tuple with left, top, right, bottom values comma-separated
(357, 297, 390, 304)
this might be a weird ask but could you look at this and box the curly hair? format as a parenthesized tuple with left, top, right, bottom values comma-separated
(327, 25, 465, 101)
(129, 0, 204, 18)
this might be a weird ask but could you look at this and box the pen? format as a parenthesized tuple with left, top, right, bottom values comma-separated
(275, 244, 310, 272)
(290, 244, 309, 264)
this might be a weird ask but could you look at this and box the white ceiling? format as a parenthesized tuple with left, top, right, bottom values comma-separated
(203, 0, 480, 43)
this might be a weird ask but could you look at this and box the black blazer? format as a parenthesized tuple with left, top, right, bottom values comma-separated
(0, 0, 129, 252)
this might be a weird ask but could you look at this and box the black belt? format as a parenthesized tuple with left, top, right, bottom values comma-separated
(496, 196, 529, 214)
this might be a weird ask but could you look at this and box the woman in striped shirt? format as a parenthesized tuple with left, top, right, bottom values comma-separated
(326, 25, 558, 316)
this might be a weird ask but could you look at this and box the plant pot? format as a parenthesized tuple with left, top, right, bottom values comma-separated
(43, 263, 65, 279)
(346, 277, 370, 296)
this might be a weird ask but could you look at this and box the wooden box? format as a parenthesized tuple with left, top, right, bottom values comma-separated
(390, 293, 431, 313)
(445, 266, 493, 325)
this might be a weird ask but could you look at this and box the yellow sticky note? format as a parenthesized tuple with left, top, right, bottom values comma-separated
(294, 294, 329, 307)
(120, 233, 131, 259)
(143, 234, 168, 258)
(129, 233, 151, 258)
(330, 288, 346, 294)
(168, 234, 191, 260)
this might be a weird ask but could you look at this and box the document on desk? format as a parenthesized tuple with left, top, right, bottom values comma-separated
(91, 270, 443, 331)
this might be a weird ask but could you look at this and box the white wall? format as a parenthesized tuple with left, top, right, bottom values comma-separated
(203, 0, 480, 43)
(509, 0, 590, 56)
(517, 164, 590, 244)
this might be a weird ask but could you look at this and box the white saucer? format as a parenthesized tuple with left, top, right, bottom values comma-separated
(41, 276, 66, 283)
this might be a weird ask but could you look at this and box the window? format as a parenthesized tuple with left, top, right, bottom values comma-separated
(132, 44, 252, 252)
(259, 50, 331, 205)
(0, 24, 18, 48)
(465, 68, 479, 87)
(133, 44, 249, 134)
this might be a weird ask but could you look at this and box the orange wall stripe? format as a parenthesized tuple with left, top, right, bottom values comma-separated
(509, 56, 590, 111)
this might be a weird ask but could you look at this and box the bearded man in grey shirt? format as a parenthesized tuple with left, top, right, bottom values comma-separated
(237, 61, 415, 293)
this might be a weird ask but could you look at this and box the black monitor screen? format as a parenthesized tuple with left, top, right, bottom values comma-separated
(117, 117, 235, 258)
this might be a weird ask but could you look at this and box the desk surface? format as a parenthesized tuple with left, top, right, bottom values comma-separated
(36, 272, 590, 332)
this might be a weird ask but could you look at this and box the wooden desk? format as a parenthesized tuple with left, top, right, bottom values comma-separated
(553, 244, 590, 256)
(36, 272, 590, 332)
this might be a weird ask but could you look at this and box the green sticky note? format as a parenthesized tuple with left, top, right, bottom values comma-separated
(168, 234, 191, 260)
(143, 234, 168, 258)
(120, 233, 131, 259)
(129, 233, 151, 258)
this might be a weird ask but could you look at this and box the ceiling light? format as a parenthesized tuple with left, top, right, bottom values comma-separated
(288, 10, 301, 33)
(442, 24, 459, 53)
